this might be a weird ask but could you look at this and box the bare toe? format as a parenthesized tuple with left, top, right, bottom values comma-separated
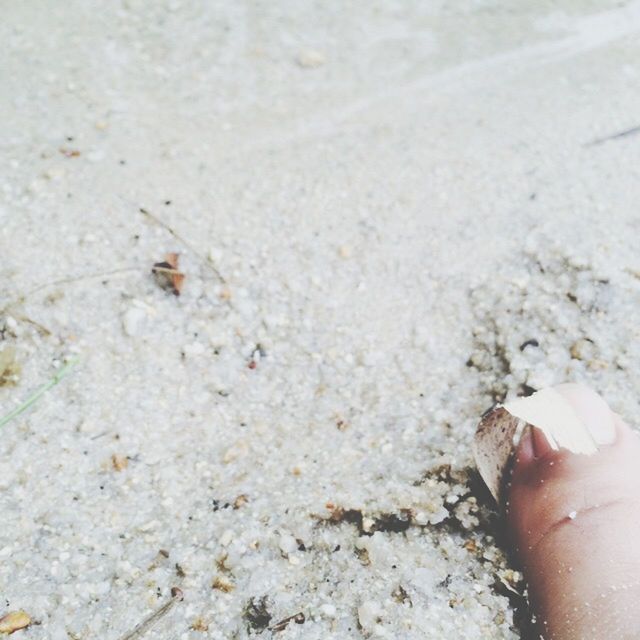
(508, 384, 640, 640)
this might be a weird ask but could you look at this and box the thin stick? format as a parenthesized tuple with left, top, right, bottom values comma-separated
(0, 358, 79, 430)
(19, 267, 140, 300)
(14, 314, 52, 336)
(0, 267, 139, 316)
(150, 266, 182, 276)
(118, 589, 183, 640)
(138, 207, 227, 284)
(585, 125, 640, 147)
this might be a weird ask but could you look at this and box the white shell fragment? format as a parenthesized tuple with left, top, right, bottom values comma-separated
(503, 388, 599, 455)
(473, 387, 599, 504)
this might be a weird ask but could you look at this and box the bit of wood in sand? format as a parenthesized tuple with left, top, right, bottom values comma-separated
(117, 588, 183, 640)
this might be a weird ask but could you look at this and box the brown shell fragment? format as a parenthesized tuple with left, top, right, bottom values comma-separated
(473, 407, 521, 506)
(473, 387, 599, 505)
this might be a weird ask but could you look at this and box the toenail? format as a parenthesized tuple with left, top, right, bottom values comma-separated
(554, 383, 616, 447)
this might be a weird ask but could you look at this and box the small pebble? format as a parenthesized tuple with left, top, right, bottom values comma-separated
(319, 603, 337, 618)
(357, 600, 382, 630)
(219, 530, 234, 547)
(278, 534, 298, 555)
(338, 244, 352, 258)
(296, 49, 325, 68)
(122, 307, 146, 337)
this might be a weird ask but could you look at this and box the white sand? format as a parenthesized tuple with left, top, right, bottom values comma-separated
(2, 2, 640, 638)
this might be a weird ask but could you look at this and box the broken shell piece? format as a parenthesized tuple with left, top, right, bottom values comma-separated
(503, 389, 599, 455)
(473, 407, 520, 506)
(0, 610, 31, 634)
(473, 387, 599, 504)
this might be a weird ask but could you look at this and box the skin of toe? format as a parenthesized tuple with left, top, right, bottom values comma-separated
(508, 418, 640, 639)
(509, 420, 640, 556)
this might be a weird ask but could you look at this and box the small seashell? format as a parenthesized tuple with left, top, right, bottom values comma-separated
(473, 387, 599, 504)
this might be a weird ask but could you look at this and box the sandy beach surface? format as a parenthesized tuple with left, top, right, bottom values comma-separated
(2, 2, 640, 638)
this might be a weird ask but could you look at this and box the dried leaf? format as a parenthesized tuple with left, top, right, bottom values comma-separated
(152, 253, 185, 296)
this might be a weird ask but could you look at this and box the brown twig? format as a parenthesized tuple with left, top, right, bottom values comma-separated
(269, 612, 305, 632)
(139, 207, 226, 284)
(14, 314, 52, 336)
(0, 267, 140, 316)
(150, 266, 182, 276)
(118, 587, 184, 640)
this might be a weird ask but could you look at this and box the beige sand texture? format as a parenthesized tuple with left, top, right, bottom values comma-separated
(2, 2, 640, 638)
